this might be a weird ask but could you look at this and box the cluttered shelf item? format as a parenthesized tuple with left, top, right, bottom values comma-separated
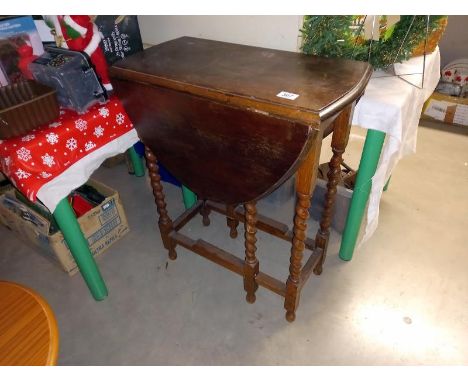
(110, 37, 372, 321)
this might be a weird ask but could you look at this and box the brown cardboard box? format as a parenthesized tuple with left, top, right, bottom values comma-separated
(0, 179, 129, 275)
(422, 91, 468, 127)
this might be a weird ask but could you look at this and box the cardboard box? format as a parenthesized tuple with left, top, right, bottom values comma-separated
(0, 179, 129, 275)
(422, 91, 468, 127)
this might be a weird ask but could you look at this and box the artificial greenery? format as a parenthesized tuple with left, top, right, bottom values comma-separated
(301, 15, 446, 69)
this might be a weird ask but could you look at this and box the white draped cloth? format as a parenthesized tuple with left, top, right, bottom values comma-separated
(352, 47, 441, 243)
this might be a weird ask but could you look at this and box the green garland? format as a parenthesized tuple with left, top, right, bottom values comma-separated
(301, 16, 446, 69)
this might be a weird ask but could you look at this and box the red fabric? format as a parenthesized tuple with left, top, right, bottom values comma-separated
(61, 15, 93, 51)
(0, 96, 134, 202)
(61, 15, 112, 87)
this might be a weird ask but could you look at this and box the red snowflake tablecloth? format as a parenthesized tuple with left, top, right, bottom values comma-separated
(0, 96, 139, 211)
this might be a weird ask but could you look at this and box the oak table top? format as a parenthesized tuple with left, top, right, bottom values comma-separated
(0, 281, 59, 365)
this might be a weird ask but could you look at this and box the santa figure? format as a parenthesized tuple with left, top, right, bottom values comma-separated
(44, 15, 113, 91)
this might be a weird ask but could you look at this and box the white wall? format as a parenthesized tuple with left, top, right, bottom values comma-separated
(438, 15, 468, 68)
(137, 15, 304, 52)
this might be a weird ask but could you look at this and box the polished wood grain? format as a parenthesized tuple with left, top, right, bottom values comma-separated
(114, 78, 316, 205)
(111, 37, 371, 322)
(0, 281, 59, 366)
(110, 36, 372, 121)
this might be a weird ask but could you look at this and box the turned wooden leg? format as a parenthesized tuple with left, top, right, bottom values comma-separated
(226, 204, 239, 238)
(243, 202, 259, 304)
(200, 200, 211, 226)
(314, 105, 353, 275)
(285, 192, 311, 322)
(144, 146, 177, 260)
(284, 135, 322, 322)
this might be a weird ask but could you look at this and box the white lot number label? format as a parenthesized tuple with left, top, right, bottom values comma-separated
(276, 91, 300, 100)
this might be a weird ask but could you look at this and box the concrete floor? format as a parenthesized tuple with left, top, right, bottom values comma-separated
(0, 121, 467, 365)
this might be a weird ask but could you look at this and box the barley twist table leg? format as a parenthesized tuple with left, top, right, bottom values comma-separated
(315, 105, 353, 275)
(283, 134, 322, 322)
(243, 202, 259, 303)
(144, 146, 177, 260)
(284, 192, 310, 322)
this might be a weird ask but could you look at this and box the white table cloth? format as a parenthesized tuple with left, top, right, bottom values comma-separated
(352, 47, 441, 243)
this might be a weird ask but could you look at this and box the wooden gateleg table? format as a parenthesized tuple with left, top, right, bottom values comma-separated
(110, 37, 372, 321)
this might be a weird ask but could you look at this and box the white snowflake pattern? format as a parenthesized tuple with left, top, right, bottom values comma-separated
(99, 107, 110, 118)
(59, 110, 65, 115)
(84, 141, 96, 152)
(93, 125, 104, 138)
(15, 168, 31, 179)
(3, 156, 10, 167)
(41, 153, 55, 168)
(16, 147, 32, 162)
(46, 132, 59, 145)
(49, 122, 62, 128)
(40, 171, 52, 179)
(75, 118, 88, 131)
(66, 138, 77, 151)
(115, 113, 125, 125)
(21, 134, 35, 142)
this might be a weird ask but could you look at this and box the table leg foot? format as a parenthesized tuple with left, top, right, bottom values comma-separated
(145, 146, 177, 261)
(285, 311, 296, 323)
(313, 261, 323, 276)
(168, 248, 177, 260)
(246, 293, 256, 304)
(200, 200, 211, 226)
(226, 204, 239, 238)
(243, 202, 259, 304)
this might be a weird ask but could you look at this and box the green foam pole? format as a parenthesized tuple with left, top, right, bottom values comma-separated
(339, 129, 386, 261)
(127, 146, 145, 177)
(182, 185, 197, 209)
(53, 198, 108, 300)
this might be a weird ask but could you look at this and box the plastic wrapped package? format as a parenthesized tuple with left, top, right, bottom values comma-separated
(30, 46, 107, 113)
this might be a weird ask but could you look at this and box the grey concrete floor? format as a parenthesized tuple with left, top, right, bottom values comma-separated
(0, 122, 467, 365)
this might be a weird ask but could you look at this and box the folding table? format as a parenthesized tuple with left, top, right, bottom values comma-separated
(110, 37, 372, 321)
(0, 96, 142, 300)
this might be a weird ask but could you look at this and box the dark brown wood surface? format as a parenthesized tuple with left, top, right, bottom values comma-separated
(114, 78, 317, 204)
(110, 37, 372, 122)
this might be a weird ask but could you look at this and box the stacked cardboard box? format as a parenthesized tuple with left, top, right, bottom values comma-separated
(0, 179, 129, 275)
(422, 92, 468, 127)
